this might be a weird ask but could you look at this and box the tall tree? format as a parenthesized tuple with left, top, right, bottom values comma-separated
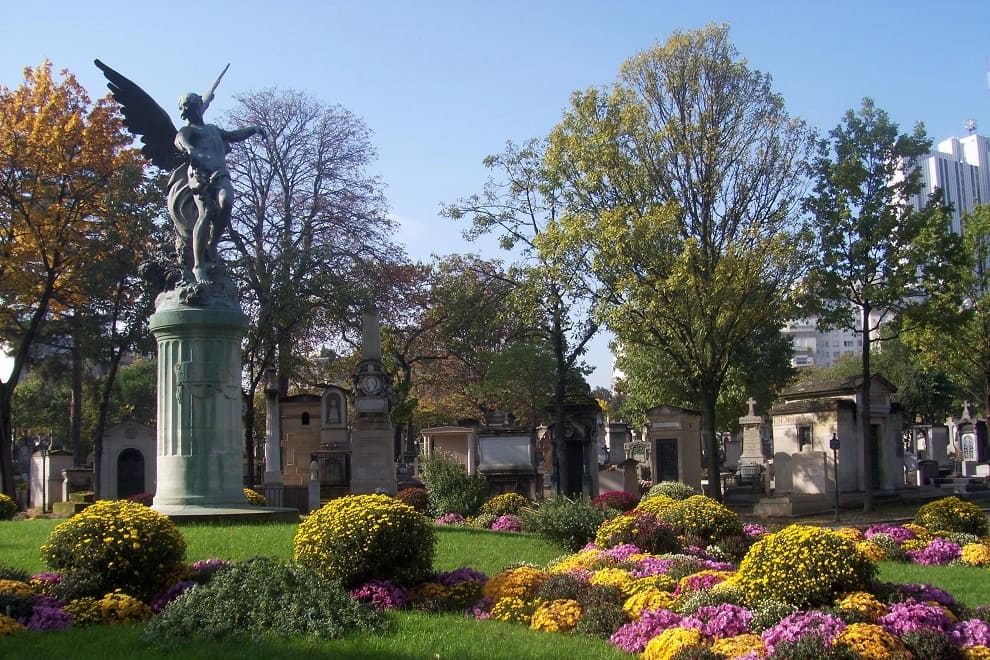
(902, 203, 990, 415)
(0, 62, 147, 497)
(803, 97, 966, 511)
(443, 139, 598, 494)
(543, 25, 813, 500)
(223, 88, 397, 480)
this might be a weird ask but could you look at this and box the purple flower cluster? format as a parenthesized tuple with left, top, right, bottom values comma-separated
(629, 557, 677, 578)
(349, 579, 411, 612)
(435, 567, 488, 587)
(742, 523, 768, 539)
(761, 610, 846, 656)
(434, 512, 465, 525)
(896, 583, 958, 609)
(149, 580, 196, 613)
(906, 538, 962, 566)
(26, 597, 72, 631)
(952, 618, 990, 648)
(600, 543, 643, 562)
(878, 599, 954, 636)
(189, 558, 232, 582)
(865, 523, 916, 544)
(681, 603, 753, 639)
(609, 608, 684, 653)
(490, 514, 521, 532)
(468, 596, 494, 619)
(674, 571, 728, 596)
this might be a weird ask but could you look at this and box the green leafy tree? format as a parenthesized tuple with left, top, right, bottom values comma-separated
(903, 204, 990, 416)
(542, 26, 813, 500)
(803, 98, 967, 510)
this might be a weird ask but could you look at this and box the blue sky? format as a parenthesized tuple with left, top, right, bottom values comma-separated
(3, 0, 989, 388)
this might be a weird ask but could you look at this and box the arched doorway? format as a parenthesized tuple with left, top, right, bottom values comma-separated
(117, 448, 145, 499)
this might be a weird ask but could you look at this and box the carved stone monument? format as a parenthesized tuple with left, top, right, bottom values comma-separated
(348, 309, 397, 495)
(96, 61, 269, 515)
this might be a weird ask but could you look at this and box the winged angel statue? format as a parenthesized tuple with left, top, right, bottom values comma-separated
(95, 60, 264, 307)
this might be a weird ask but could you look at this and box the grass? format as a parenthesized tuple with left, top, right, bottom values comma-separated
(1, 516, 988, 658)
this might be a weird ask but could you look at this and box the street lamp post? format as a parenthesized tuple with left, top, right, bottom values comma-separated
(830, 432, 840, 522)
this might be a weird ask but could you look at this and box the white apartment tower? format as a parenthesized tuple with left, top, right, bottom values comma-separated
(909, 129, 990, 233)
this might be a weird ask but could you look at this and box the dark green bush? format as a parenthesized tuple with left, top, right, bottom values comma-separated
(573, 584, 625, 637)
(520, 495, 609, 552)
(0, 564, 30, 583)
(645, 481, 698, 500)
(143, 558, 382, 645)
(418, 451, 487, 516)
(395, 486, 429, 513)
(900, 630, 963, 660)
(768, 638, 857, 660)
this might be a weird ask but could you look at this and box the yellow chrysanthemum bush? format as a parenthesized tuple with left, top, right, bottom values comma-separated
(642, 627, 706, 660)
(40, 499, 187, 600)
(835, 591, 887, 621)
(623, 587, 675, 620)
(633, 493, 677, 517)
(0, 613, 26, 636)
(915, 496, 990, 536)
(0, 492, 17, 520)
(491, 596, 541, 624)
(734, 524, 876, 609)
(834, 622, 912, 659)
(293, 493, 435, 588)
(961, 542, 990, 567)
(479, 492, 529, 517)
(97, 590, 154, 624)
(529, 598, 582, 632)
(594, 511, 682, 555)
(656, 494, 744, 544)
(483, 565, 548, 602)
(243, 487, 267, 506)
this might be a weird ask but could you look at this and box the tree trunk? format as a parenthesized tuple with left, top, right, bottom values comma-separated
(70, 338, 84, 465)
(861, 304, 874, 513)
(0, 383, 14, 499)
(701, 386, 722, 502)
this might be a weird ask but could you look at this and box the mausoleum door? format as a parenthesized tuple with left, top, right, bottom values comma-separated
(117, 448, 145, 499)
(656, 439, 678, 483)
(870, 424, 881, 487)
(563, 441, 584, 495)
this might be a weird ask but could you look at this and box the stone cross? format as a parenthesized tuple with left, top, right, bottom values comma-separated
(746, 398, 757, 417)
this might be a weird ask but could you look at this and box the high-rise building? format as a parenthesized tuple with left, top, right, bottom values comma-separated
(908, 129, 990, 233)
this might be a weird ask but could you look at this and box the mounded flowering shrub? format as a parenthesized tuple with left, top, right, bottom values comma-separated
(592, 490, 639, 512)
(642, 626, 705, 660)
(635, 493, 678, 516)
(143, 558, 381, 645)
(418, 450, 486, 516)
(530, 598, 582, 632)
(645, 481, 698, 501)
(834, 622, 912, 659)
(962, 542, 990, 567)
(96, 590, 153, 624)
(0, 493, 17, 520)
(915, 496, 989, 536)
(760, 610, 847, 655)
(395, 486, 429, 513)
(906, 537, 962, 566)
(243, 488, 267, 506)
(349, 579, 410, 612)
(491, 514, 522, 532)
(40, 499, 186, 599)
(520, 495, 609, 551)
(0, 579, 36, 620)
(656, 495, 744, 544)
(293, 493, 435, 587)
(124, 492, 154, 506)
(483, 565, 548, 601)
(734, 525, 876, 609)
(0, 613, 26, 636)
(479, 492, 529, 517)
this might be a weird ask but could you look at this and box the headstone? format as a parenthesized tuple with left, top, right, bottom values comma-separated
(737, 398, 765, 468)
(348, 309, 397, 496)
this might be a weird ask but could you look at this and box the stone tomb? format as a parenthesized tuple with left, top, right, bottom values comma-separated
(641, 405, 703, 493)
(100, 422, 156, 500)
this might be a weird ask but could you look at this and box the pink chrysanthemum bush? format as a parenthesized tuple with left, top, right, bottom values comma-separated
(293, 493, 435, 587)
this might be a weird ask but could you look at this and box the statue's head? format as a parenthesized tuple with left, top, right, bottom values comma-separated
(178, 92, 204, 119)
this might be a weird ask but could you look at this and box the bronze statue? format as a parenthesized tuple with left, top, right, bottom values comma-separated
(94, 60, 264, 302)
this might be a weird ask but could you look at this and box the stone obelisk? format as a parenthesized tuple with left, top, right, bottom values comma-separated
(348, 309, 397, 496)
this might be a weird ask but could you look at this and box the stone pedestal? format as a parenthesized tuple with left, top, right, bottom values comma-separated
(349, 419, 397, 495)
(150, 306, 248, 509)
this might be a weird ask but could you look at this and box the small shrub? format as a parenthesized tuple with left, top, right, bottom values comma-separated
(418, 451, 487, 516)
(0, 565, 30, 583)
(395, 486, 429, 513)
(40, 499, 186, 600)
(634, 493, 678, 516)
(483, 565, 548, 601)
(735, 525, 876, 609)
(657, 495, 743, 543)
(574, 585, 627, 637)
(97, 590, 153, 624)
(143, 558, 382, 645)
(491, 514, 522, 532)
(900, 630, 963, 660)
(293, 493, 435, 587)
(243, 488, 267, 506)
(0, 579, 36, 620)
(645, 481, 698, 501)
(0, 493, 17, 520)
(479, 492, 529, 517)
(915, 496, 989, 536)
(529, 598, 582, 632)
(470, 512, 497, 529)
(592, 490, 639, 512)
(520, 495, 609, 551)
(0, 613, 26, 636)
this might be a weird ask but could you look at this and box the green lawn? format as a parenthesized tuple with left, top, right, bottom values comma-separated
(0, 516, 987, 659)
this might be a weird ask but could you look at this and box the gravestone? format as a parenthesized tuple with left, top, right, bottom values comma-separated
(737, 398, 765, 469)
(642, 405, 702, 492)
(100, 422, 155, 500)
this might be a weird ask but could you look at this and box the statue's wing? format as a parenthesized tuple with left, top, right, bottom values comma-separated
(94, 59, 184, 171)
